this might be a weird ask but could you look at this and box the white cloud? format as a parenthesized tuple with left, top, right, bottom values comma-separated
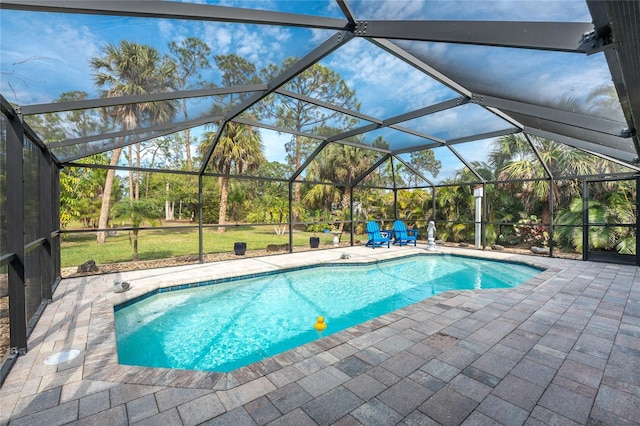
(157, 20, 178, 41)
(200, 22, 295, 70)
(325, 38, 457, 120)
(348, 0, 589, 21)
(1, 12, 101, 104)
(348, 0, 423, 20)
(206, 25, 234, 53)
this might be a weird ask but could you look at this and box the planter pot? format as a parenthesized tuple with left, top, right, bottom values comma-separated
(309, 237, 320, 248)
(234, 242, 246, 256)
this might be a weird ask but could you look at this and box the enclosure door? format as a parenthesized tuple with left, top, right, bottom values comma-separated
(584, 177, 638, 266)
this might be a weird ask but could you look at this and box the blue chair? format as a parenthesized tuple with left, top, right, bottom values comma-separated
(365, 221, 390, 249)
(392, 220, 418, 246)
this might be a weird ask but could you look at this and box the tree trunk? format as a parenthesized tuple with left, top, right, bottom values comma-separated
(293, 133, 301, 205)
(542, 202, 551, 230)
(133, 229, 139, 260)
(183, 99, 192, 170)
(97, 146, 123, 243)
(218, 175, 229, 233)
(165, 181, 175, 221)
(135, 142, 141, 201)
(338, 187, 350, 232)
(128, 145, 134, 200)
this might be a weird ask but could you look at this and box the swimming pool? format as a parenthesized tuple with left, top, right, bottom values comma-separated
(114, 254, 541, 372)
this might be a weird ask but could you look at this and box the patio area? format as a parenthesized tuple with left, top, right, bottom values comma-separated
(0, 245, 638, 425)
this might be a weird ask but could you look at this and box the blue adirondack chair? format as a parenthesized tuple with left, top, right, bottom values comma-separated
(392, 220, 418, 246)
(365, 221, 390, 249)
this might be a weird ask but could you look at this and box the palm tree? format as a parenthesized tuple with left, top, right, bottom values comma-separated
(110, 199, 161, 260)
(201, 121, 265, 232)
(91, 41, 177, 243)
(490, 134, 597, 227)
(303, 140, 375, 232)
(329, 144, 375, 209)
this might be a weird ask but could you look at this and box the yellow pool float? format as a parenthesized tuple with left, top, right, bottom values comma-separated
(314, 316, 327, 331)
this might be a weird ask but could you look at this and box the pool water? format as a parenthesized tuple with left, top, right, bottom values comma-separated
(114, 255, 541, 372)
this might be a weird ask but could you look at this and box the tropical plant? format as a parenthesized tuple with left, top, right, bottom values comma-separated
(197, 54, 266, 232)
(433, 183, 474, 242)
(513, 214, 550, 247)
(555, 185, 636, 255)
(396, 189, 431, 223)
(491, 134, 598, 226)
(110, 198, 162, 260)
(242, 161, 293, 233)
(60, 156, 110, 229)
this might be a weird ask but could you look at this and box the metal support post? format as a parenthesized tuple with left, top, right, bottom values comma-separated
(40, 147, 53, 301)
(473, 185, 483, 249)
(198, 175, 203, 263)
(582, 179, 589, 261)
(288, 182, 294, 251)
(548, 178, 554, 257)
(6, 106, 27, 353)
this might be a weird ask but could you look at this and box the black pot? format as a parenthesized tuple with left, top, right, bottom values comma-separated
(310, 237, 320, 248)
(234, 242, 247, 256)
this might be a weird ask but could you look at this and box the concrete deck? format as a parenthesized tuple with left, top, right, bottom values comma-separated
(1, 246, 638, 425)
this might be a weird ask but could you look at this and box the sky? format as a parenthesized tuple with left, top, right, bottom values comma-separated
(0, 0, 619, 183)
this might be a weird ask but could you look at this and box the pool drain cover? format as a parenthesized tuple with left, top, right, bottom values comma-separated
(44, 350, 80, 365)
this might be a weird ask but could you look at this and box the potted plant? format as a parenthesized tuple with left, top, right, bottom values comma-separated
(234, 242, 247, 255)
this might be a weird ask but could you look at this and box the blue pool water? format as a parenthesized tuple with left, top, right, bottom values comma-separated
(114, 255, 541, 372)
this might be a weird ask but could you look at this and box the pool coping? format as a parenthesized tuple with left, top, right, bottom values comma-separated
(82, 247, 558, 390)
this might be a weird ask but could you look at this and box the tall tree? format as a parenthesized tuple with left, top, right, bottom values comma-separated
(409, 149, 441, 185)
(303, 127, 375, 231)
(168, 37, 212, 170)
(260, 57, 360, 204)
(201, 121, 265, 232)
(91, 41, 177, 243)
(200, 54, 265, 232)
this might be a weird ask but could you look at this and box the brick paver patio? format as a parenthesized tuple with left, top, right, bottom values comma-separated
(1, 246, 638, 425)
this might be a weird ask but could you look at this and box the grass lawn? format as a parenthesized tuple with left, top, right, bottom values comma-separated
(61, 225, 344, 268)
